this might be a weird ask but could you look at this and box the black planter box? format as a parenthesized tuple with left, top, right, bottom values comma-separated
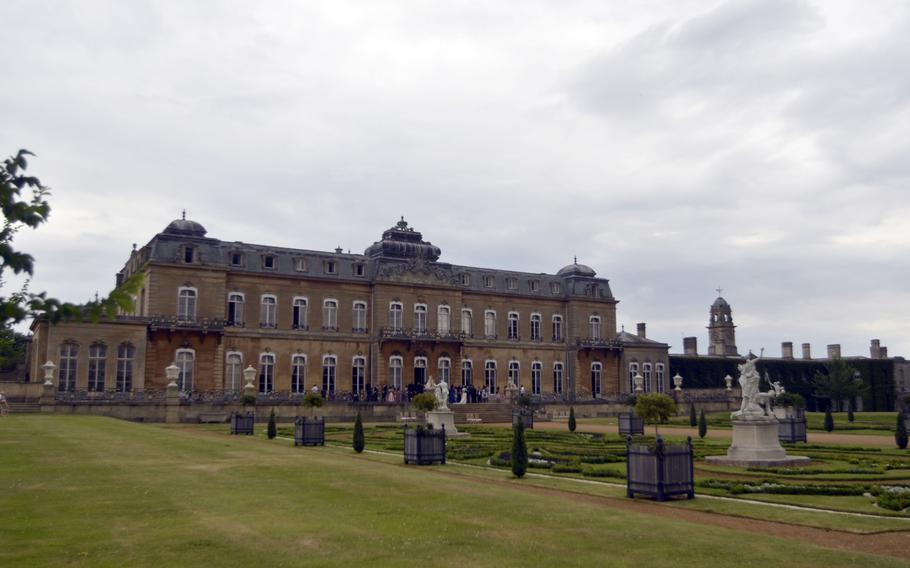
(403, 425, 446, 465)
(618, 413, 644, 436)
(294, 417, 325, 446)
(626, 436, 694, 501)
(230, 412, 254, 435)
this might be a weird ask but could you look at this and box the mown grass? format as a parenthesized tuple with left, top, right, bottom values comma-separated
(2, 415, 908, 567)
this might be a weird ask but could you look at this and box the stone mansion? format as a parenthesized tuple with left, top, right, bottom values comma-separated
(29, 217, 669, 401)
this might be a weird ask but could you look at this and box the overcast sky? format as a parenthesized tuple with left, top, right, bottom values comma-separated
(3, 0, 908, 358)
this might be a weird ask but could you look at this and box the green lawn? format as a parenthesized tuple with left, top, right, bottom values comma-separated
(1, 415, 908, 567)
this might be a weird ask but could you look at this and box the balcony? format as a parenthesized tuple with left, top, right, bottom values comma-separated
(575, 337, 623, 350)
(379, 327, 465, 344)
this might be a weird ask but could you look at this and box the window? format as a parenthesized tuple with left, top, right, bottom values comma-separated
(552, 315, 563, 342)
(88, 343, 107, 391)
(322, 356, 336, 394)
(437, 305, 450, 335)
(591, 362, 603, 397)
(116, 343, 134, 392)
(389, 356, 403, 389)
(529, 280, 540, 292)
(508, 361, 520, 387)
(508, 312, 519, 340)
(354, 264, 365, 277)
(531, 361, 542, 395)
(177, 287, 197, 320)
(325, 260, 337, 274)
(414, 357, 427, 386)
(323, 299, 338, 330)
(506, 277, 517, 290)
(414, 304, 427, 334)
(629, 362, 639, 392)
(292, 297, 307, 329)
(176, 349, 195, 392)
(389, 302, 403, 332)
(550, 282, 562, 294)
(553, 362, 564, 395)
(226, 352, 242, 392)
(461, 360, 473, 387)
(484, 310, 496, 338)
(231, 252, 243, 267)
(483, 275, 494, 288)
(438, 357, 451, 383)
(461, 308, 472, 336)
(656, 363, 665, 394)
(484, 360, 497, 393)
(227, 293, 245, 327)
(460, 273, 471, 286)
(352, 301, 367, 332)
(294, 258, 307, 272)
(291, 354, 306, 394)
(58, 342, 77, 392)
(259, 353, 275, 393)
(260, 295, 277, 328)
(643, 363, 652, 393)
(530, 313, 541, 341)
(263, 255, 275, 269)
(352, 356, 366, 395)
(589, 315, 602, 340)
(183, 246, 194, 263)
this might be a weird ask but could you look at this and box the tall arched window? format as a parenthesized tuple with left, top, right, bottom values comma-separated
(461, 360, 473, 387)
(352, 356, 366, 395)
(508, 312, 519, 340)
(291, 354, 306, 394)
(292, 297, 308, 329)
(656, 363, 665, 394)
(58, 342, 77, 393)
(227, 293, 244, 326)
(437, 305, 451, 335)
(553, 362, 564, 395)
(530, 313, 541, 341)
(484, 360, 497, 393)
(589, 315, 602, 340)
(552, 315, 563, 342)
(88, 343, 107, 391)
(176, 349, 195, 392)
(116, 343, 134, 393)
(437, 357, 451, 383)
(225, 352, 242, 392)
(643, 363, 652, 393)
(414, 357, 427, 386)
(508, 360, 520, 386)
(591, 362, 603, 398)
(177, 287, 197, 321)
(461, 308, 472, 336)
(323, 299, 338, 331)
(353, 301, 368, 333)
(414, 304, 427, 334)
(531, 361, 542, 395)
(389, 302, 403, 332)
(484, 310, 496, 338)
(260, 295, 277, 328)
(259, 353, 275, 393)
(322, 355, 337, 394)
(389, 356, 403, 389)
(628, 362, 639, 393)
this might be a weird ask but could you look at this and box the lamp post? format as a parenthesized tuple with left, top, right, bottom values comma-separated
(633, 372, 644, 393)
(165, 362, 180, 389)
(42, 360, 57, 387)
(673, 373, 684, 392)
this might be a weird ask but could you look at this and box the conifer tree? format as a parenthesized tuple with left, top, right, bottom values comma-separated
(353, 411, 365, 453)
(689, 404, 697, 427)
(568, 407, 576, 432)
(267, 409, 277, 439)
(895, 413, 908, 450)
(698, 409, 707, 439)
(824, 406, 834, 432)
(511, 417, 528, 478)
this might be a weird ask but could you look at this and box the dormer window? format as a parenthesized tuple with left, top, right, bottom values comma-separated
(231, 252, 243, 267)
(550, 282, 562, 294)
(183, 246, 194, 263)
(325, 260, 337, 274)
(354, 264, 365, 277)
(460, 273, 471, 286)
(483, 275, 495, 288)
(506, 277, 517, 290)
(529, 280, 540, 292)
(263, 255, 275, 269)
(294, 258, 307, 272)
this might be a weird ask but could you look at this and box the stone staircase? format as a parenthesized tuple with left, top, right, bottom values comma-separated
(7, 401, 41, 414)
(453, 402, 513, 424)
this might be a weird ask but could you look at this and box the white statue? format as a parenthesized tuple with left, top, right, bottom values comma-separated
(732, 355, 763, 418)
(424, 374, 436, 394)
(435, 378, 450, 411)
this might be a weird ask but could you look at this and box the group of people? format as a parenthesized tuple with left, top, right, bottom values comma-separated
(340, 383, 513, 405)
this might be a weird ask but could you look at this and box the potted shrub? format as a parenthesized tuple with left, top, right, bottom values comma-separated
(618, 393, 643, 436)
(411, 391, 438, 418)
(773, 392, 805, 419)
(403, 421, 446, 465)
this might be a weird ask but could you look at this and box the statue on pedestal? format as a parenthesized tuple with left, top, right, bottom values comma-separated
(732, 355, 764, 418)
(435, 378, 449, 411)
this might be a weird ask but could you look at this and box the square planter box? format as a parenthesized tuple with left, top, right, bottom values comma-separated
(295, 417, 325, 446)
(618, 413, 644, 436)
(512, 411, 534, 429)
(626, 436, 694, 501)
(230, 412, 254, 435)
(403, 425, 446, 465)
(776, 407, 807, 443)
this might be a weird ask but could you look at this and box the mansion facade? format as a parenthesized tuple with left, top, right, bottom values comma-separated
(29, 217, 669, 401)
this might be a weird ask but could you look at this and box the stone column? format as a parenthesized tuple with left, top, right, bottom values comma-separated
(164, 362, 181, 424)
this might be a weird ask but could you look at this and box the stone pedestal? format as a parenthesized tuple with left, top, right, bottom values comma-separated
(706, 416, 810, 468)
(39, 383, 56, 413)
(165, 384, 181, 424)
(426, 410, 467, 437)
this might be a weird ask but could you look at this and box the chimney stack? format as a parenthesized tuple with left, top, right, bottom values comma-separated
(827, 344, 841, 359)
(870, 339, 882, 359)
(636, 322, 646, 339)
(802, 343, 812, 360)
(781, 342, 793, 359)
(881, 346, 888, 358)
(683, 337, 698, 356)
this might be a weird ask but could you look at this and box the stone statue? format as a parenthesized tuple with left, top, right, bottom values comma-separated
(435, 378, 449, 411)
(424, 374, 436, 395)
(732, 355, 763, 418)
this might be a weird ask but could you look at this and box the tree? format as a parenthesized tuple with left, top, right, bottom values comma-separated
(267, 409, 277, 439)
(847, 404, 855, 423)
(824, 406, 834, 432)
(813, 358, 866, 413)
(0, 149, 142, 327)
(511, 417, 528, 478)
(568, 406, 576, 432)
(896, 413, 908, 450)
(698, 409, 707, 439)
(0, 327, 28, 372)
(411, 392, 437, 413)
(689, 404, 697, 427)
(302, 391, 324, 417)
(635, 393, 677, 437)
(353, 411, 365, 453)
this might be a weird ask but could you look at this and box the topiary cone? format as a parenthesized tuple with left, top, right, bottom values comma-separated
(568, 407, 576, 432)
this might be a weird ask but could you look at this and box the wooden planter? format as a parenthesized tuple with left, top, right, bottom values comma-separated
(230, 411, 254, 435)
(778, 407, 807, 443)
(512, 410, 534, 429)
(294, 417, 325, 446)
(618, 413, 644, 436)
(403, 425, 446, 465)
(626, 436, 694, 501)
